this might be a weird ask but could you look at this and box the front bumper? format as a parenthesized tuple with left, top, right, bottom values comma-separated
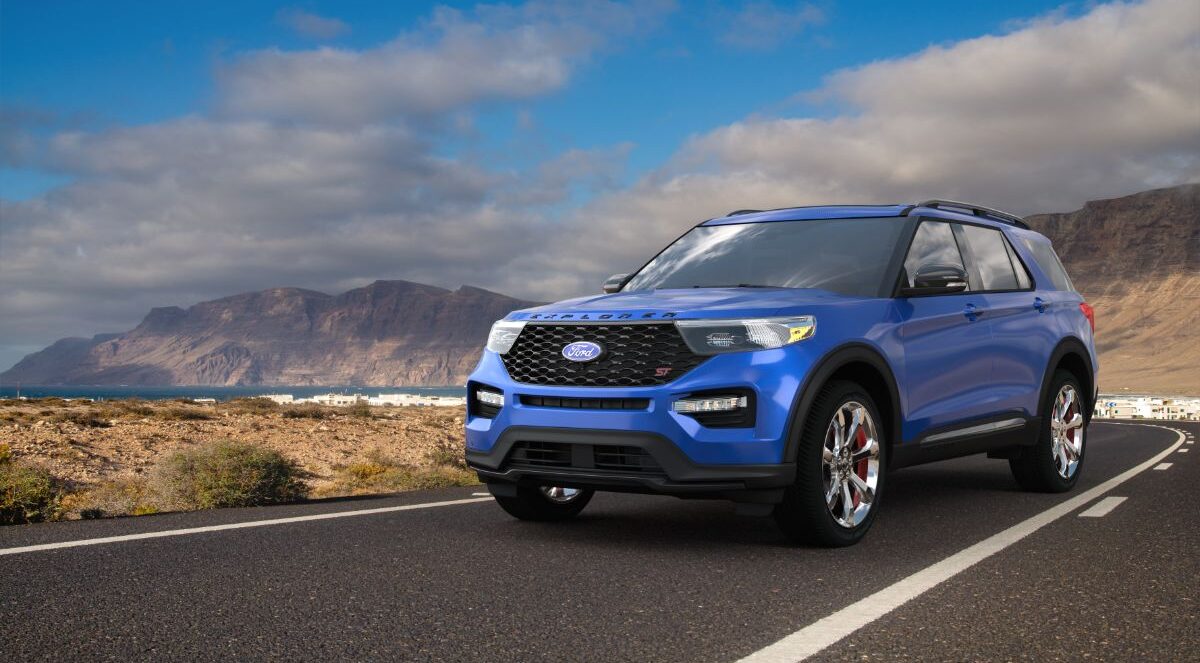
(468, 426, 795, 502)
(465, 344, 817, 497)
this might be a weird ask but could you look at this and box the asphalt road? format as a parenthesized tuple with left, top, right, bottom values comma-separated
(1, 420, 1195, 662)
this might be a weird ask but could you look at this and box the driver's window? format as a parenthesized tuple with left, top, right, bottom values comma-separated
(903, 221, 968, 289)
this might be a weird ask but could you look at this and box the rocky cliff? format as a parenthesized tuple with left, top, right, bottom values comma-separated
(2, 281, 539, 386)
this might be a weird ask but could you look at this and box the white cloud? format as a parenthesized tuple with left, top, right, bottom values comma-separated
(223, 0, 675, 124)
(276, 8, 350, 40)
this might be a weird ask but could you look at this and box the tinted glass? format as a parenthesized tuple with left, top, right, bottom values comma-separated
(1004, 239, 1033, 289)
(622, 217, 905, 297)
(902, 221, 966, 289)
(1023, 237, 1075, 291)
(958, 224, 1019, 291)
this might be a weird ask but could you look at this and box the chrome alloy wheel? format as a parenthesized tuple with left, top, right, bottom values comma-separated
(822, 401, 880, 528)
(540, 486, 583, 503)
(1050, 384, 1084, 479)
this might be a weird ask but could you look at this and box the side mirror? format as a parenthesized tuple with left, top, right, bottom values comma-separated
(902, 264, 968, 296)
(602, 273, 630, 294)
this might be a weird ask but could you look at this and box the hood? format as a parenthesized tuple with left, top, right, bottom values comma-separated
(509, 287, 858, 322)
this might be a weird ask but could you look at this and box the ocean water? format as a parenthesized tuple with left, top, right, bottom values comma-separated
(0, 385, 465, 402)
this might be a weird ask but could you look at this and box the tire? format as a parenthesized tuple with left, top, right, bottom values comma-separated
(1010, 370, 1087, 492)
(492, 484, 594, 522)
(774, 380, 887, 547)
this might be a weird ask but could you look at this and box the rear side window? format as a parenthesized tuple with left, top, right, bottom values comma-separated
(903, 221, 967, 289)
(1022, 237, 1075, 291)
(957, 224, 1020, 291)
(1004, 240, 1033, 289)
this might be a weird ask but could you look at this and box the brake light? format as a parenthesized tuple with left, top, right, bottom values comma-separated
(1079, 302, 1095, 333)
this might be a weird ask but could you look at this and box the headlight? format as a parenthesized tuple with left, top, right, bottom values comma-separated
(675, 316, 816, 355)
(486, 320, 526, 354)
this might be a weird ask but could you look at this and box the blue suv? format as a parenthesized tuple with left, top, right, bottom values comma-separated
(466, 200, 1097, 546)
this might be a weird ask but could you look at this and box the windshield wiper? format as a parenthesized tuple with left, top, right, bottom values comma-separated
(688, 284, 778, 289)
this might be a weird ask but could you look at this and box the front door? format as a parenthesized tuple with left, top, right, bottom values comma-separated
(894, 220, 995, 442)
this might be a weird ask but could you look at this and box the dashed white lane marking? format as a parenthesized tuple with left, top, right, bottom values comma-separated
(1078, 496, 1128, 518)
(0, 497, 494, 557)
(472, 492, 491, 496)
(738, 424, 1185, 663)
(1153, 463, 1173, 470)
(1179, 449, 1190, 453)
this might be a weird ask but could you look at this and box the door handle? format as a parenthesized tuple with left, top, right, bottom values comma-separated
(1034, 297, 1050, 313)
(963, 303, 984, 321)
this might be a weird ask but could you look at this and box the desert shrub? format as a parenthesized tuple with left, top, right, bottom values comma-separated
(319, 449, 476, 497)
(0, 450, 64, 524)
(154, 441, 307, 510)
(54, 410, 112, 428)
(61, 477, 158, 519)
(158, 407, 213, 421)
(345, 402, 374, 418)
(281, 403, 331, 419)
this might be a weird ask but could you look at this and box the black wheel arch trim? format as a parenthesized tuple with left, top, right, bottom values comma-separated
(1037, 337, 1096, 423)
(782, 342, 903, 465)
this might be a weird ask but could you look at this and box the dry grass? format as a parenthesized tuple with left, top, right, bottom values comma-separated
(319, 442, 476, 498)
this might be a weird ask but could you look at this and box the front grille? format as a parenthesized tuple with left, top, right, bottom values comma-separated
(520, 395, 650, 410)
(508, 441, 571, 468)
(593, 446, 662, 473)
(501, 323, 706, 387)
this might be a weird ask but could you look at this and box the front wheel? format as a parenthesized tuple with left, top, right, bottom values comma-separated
(1010, 371, 1086, 492)
(774, 380, 886, 547)
(492, 484, 594, 521)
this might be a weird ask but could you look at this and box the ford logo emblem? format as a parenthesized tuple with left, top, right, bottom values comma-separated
(562, 341, 604, 362)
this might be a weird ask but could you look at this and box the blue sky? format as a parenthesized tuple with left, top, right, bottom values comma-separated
(1, 0, 1197, 371)
(2, 0, 1082, 200)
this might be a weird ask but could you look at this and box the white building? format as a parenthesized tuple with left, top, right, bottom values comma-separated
(258, 392, 465, 408)
(1094, 395, 1200, 420)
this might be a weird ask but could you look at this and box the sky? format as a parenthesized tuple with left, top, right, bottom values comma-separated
(1, 0, 1198, 371)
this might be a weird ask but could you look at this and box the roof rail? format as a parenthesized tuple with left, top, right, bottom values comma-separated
(916, 199, 1029, 229)
(726, 209, 764, 216)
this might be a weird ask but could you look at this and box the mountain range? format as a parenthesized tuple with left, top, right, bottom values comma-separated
(2, 282, 539, 387)
(3, 184, 1197, 392)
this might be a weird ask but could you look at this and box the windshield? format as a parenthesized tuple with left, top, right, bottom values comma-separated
(622, 217, 905, 297)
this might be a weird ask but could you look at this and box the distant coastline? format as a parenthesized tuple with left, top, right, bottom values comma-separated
(0, 384, 465, 402)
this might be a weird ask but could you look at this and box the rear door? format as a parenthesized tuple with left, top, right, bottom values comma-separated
(954, 223, 1052, 419)
(895, 220, 996, 440)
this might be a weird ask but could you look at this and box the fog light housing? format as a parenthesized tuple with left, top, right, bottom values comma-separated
(672, 390, 756, 428)
(672, 395, 747, 414)
(469, 382, 504, 418)
(476, 390, 504, 408)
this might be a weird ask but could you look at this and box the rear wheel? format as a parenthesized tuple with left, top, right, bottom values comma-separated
(492, 484, 594, 521)
(1010, 370, 1086, 492)
(774, 381, 886, 547)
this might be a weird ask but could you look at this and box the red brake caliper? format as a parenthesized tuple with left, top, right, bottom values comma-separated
(852, 427, 868, 507)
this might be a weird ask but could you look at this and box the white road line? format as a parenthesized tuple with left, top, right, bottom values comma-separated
(0, 497, 494, 557)
(1179, 449, 1190, 453)
(1078, 496, 1128, 518)
(472, 492, 491, 496)
(1153, 463, 1173, 470)
(738, 424, 1185, 663)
